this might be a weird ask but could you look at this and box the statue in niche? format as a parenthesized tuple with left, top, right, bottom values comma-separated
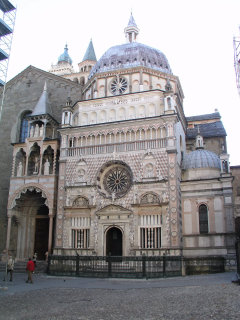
(39, 125, 44, 137)
(44, 159, 50, 175)
(34, 124, 40, 137)
(78, 168, 85, 182)
(33, 156, 39, 174)
(17, 161, 23, 177)
(111, 192, 116, 202)
(144, 163, 154, 178)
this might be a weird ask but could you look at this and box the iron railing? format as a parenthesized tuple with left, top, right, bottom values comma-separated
(47, 255, 182, 279)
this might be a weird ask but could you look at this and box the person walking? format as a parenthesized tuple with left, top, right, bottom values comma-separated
(4, 254, 14, 282)
(26, 257, 35, 283)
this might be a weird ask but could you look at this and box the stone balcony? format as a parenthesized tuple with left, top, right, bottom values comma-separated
(61, 138, 167, 158)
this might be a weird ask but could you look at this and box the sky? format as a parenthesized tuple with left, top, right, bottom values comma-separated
(3, 0, 240, 165)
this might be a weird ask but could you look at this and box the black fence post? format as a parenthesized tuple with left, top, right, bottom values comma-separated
(142, 254, 146, 278)
(47, 254, 51, 274)
(236, 241, 240, 276)
(108, 256, 112, 277)
(163, 254, 166, 277)
(76, 254, 79, 276)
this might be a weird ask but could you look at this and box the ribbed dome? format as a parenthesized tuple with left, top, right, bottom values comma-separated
(89, 42, 172, 79)
(58, 44, 72, 65)
(183, 149, 221, 170)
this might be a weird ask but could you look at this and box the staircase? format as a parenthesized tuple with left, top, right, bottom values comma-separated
(0, 260, 47, 273)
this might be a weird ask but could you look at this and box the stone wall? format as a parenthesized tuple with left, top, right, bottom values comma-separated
(0, 66, 82, 252)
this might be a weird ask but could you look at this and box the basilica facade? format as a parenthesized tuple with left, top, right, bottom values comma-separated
(2, 15, 235, 261)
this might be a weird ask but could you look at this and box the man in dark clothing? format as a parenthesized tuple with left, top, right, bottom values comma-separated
(26, 258, 35, 283)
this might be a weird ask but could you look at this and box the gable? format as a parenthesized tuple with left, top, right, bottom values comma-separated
(96, 204, 132, 216)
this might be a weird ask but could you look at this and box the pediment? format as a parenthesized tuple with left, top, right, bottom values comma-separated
(96, 204, 132, 215)
(5, 65, 81, 91)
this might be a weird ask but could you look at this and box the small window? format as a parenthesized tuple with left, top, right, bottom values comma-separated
(140, 227, 161, 249)
(199, 204, 208, 234)
(19, 111, 32, 143)
(72, 229, 90, 248)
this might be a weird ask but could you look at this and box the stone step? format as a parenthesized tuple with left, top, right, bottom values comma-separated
(0, 261, 47, 273)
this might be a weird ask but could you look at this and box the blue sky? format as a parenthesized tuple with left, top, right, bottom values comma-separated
(5, 0, 240, 165)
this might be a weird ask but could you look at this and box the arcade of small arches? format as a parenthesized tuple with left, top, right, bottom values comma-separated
(65, 125, 169, 148)
(71, 98, 175, 127)
(19, 113, 58, 144)
(73, 103, 159, 126)
(13, 143, 59, 177)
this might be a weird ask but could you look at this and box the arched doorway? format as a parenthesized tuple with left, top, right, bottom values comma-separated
(106, 227, 122, 256)
(8, 189, 52, 260)
(34, 205, 49, 260)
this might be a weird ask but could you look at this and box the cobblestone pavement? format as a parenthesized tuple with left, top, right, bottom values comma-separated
(0, 272, 239, 320)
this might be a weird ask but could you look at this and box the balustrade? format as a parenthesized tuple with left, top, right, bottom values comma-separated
(61, 138, 167, 158)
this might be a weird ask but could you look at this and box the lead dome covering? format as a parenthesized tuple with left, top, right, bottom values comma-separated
(183, 149, 221, 170)
(89, 42, 172, 79)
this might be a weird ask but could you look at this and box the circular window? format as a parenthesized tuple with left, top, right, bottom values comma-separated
(110, 77, 128, 95)
(97, 161, 132, 199)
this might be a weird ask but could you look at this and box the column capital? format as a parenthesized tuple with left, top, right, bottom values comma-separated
(7, 209, 13, 218)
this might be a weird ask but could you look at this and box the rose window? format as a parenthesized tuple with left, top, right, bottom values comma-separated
(110, 77, 128, 95)
(97, 161, 132, 199)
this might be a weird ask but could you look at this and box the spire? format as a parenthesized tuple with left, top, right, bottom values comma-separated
(124, 12, 139, 43)
(31, 82, 52, 116)
(58, 44, 73, 65)
(128, 12, 137, 28)
(82, 39, 97, 62)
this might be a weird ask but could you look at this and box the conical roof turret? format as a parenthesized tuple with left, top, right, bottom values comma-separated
(82, 39, 97, 62)
(127, 12, 138, 28)
(31, 82, 52, 116)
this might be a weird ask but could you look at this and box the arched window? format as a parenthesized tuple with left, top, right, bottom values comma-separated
(199, 204, 208, 234)
(19, 111, 31, 143)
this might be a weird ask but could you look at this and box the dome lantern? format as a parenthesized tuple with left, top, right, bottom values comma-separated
(124, 13, 139, 43)
(195, 127, 204, 150)
(58, 44, 73, 65)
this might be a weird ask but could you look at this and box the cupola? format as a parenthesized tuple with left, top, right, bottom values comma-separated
(124, 13, 139, 43)
(58, 44, 73, 65)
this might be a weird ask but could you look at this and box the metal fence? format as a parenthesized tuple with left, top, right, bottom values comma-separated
(47, 255, 227, 278)
(47, 255, 182, 279)
(236, 241, 240, 275)
(184, 256, 225, 275)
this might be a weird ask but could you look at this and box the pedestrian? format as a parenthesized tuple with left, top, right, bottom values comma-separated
(4, 254, 14, 282)
(33, 252, 37, 273)
(26, 257, 35, 283)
